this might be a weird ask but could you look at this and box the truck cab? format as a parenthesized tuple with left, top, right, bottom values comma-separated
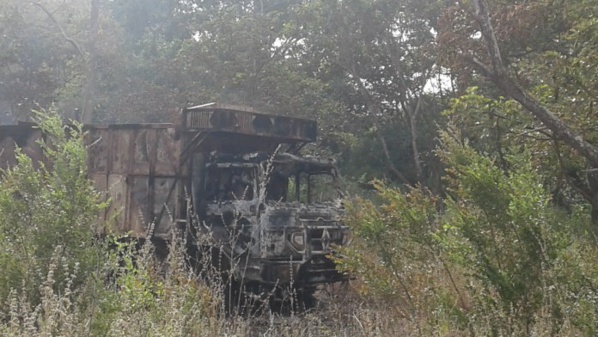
(179, 104, 350, 300)
(199, 152, 349, 288)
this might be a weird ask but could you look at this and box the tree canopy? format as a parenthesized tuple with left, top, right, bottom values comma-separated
(0, 0, 596, 218)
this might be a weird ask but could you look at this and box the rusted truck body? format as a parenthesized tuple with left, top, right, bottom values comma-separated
(0, 103, 349, 298)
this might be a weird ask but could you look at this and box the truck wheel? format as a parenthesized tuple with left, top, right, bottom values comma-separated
(268, 286, 318, 314)
(295, 287, 318, 311)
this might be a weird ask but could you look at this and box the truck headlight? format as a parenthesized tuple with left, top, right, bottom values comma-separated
(290, 232, 305, 248)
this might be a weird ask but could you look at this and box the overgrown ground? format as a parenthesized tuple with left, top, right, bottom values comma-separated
(0, 238, 423, 337)
(1, 115, 597, 337)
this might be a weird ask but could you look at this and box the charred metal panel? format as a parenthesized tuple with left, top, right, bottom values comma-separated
(0, 136, 17, 169)
(155, 129, 179, 176)
(191, 133, 282, 154)
(111, 129, 132, 174)
(105, 174, 127, 234)
(153, 177, 176, 236)
(261, 262, 301, 285)
(182, 103, 318, 143)
(133, 129, 151, 176)
(23, 129, 44, 170)
(87, 129, 109, 173)
(85, 125, 184, 239)
(90, 173, 108, 221)
(128, 176, 150, 235)
(0, 125, 44, 170)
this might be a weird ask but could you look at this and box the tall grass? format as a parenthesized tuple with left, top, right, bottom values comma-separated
(0, 228, 422, 337)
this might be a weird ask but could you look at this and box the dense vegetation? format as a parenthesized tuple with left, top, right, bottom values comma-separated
(0, 0, 597, 335)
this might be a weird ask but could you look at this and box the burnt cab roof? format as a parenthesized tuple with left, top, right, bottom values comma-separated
(4, 104, 320, 156)
(180, 102, 318, 144)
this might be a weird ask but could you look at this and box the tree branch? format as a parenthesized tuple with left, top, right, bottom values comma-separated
(473, 0, 506, 75)
(343, 62, 410, 184)
(31, 1, 86, 58)
(465, 0, 598, 168)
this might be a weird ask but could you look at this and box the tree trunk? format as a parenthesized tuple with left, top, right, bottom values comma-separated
(466, 0, 598, 227)
(345, 63, 410, 184)
(489, 70, 598, 168)
(589, 172, 598, 227)
(82, 0, 100, 123)
(408, 110, 424, 185)
(469, 0, 598, 168)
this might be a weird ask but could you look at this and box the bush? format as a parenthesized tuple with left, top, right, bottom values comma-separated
(0, 111, 105, 307)
(341, 126, 598, 335)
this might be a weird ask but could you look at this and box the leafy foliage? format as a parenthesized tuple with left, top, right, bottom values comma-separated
(342, 127, 598, 334)
(0, 111, 105, 306)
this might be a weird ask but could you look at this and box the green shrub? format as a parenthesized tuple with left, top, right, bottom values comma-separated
(341, 126, 598, 335)
(0, 111, 106, 307)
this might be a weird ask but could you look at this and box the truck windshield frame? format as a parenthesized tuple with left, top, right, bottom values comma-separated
(204, 163, 258, 201)
(204, 157, 341, 204)
(266, 164, 339, 203)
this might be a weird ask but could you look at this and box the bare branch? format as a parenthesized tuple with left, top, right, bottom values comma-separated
(517, 126, 549, 137)
(472, 0, 506, 75)
(341, 61, 410, 184)
(494, 74, 598, 167)
(31, 1, 86, 58)
(464, 55, 494, 78)
(462, 0, 598, 168)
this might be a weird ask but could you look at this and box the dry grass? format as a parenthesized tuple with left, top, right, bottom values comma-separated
(0, 247, 590, 337)
(0, 227, 593, 337)
(0, 247, 406, 337)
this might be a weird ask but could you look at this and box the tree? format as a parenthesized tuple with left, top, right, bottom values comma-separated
(438, 0, 598, 224)
(287, 0, 446, 186)
(81, 0, 100, 123)
(0, 0, 78, 121)
(0, 111, 105, 306)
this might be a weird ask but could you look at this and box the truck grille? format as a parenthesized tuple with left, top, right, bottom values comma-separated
(300, 217, 347, 257)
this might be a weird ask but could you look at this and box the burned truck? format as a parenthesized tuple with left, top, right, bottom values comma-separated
(0, 103, 350, 304)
